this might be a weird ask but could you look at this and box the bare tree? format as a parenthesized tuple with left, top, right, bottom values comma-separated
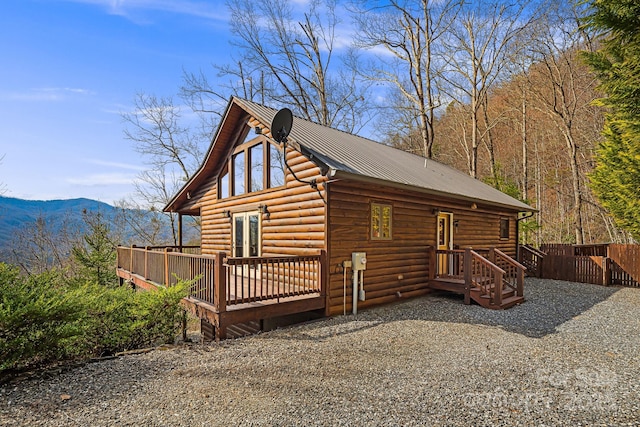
(352, 0, 461, 158)
(121, 93, 207, 245)
(223, 0, 370, 132)
(526, 3, 599, 245)
(441, 0, 536, 178)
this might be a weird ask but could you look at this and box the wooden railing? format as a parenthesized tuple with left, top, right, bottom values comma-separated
(519, 244, 545, 278)
(434, 249, 466, 279)
(116, 246, 325, 308)
(433, 247, 525, 306)
(116, 246, 220, 303)
(467, 249, 504, 306)
(225, 254, 324, 306)
(490, 248, 525, 298)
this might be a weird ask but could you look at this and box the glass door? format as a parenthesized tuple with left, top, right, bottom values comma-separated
(232, 211, 261, 275)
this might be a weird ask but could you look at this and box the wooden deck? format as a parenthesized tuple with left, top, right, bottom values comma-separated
(428, 248, 525, 310)
(116, 246, 327, 340)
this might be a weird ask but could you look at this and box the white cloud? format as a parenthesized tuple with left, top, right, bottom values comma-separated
(67, 172, 139, 186)
(6, 87, 95, 102)
(85, 159, 146, 171)
(61, 0, 229, 22)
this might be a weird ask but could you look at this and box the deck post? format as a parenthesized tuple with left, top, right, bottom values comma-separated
(320, 250, 330, 316)
(130, 245, 135, 275)
(495, 270, 503, 306)
(517, 264, 524, 297)
(214, 252, 227, 314)
(214, 252, 227, 341)
(488, 247, 496, 264)
(463, 248, 471, 305)
(427, 246, 436, 280)
(144, 246, 150, 281)
(164, 248, 170, 287)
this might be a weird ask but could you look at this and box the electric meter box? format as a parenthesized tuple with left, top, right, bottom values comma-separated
(352, 252, 367, 271)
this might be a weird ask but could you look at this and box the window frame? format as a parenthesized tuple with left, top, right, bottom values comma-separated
(371, 202, 393, 241)
(499, 218, 510, 240)
(218, 135, 286, 200)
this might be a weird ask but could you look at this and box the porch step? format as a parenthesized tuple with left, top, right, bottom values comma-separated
(471, 290, 524, 310)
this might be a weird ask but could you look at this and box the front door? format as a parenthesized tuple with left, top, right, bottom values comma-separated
(437, 213, 453, 275)
(232, 211, 261, 275)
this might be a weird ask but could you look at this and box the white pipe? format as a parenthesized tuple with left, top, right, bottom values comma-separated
(343, 264, 348, 316)
(352, 267, 358, 315)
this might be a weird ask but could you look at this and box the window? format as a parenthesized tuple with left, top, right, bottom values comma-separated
(218, 135, 287, 200)
(219, 166, 229, 199)
(269, 143, 285, 188)
(249, 143, 264, 193)
(371, 203, 392, 240)
(500, 218, 510, 239)
(232, 151, 245, 196)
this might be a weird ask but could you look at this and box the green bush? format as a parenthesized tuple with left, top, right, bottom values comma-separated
(0, 262, 189, 375)
(79, 281, 189, 357)
(0, 264, 85, 372)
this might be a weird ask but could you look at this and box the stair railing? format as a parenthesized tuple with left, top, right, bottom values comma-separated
(519, 244, 546, 278)
(466, 249, 505, 306)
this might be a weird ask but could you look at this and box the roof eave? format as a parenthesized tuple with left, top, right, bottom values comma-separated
(330, 170, 536, 213)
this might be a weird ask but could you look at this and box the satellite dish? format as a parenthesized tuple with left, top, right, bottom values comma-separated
(271, 108, 293, 143)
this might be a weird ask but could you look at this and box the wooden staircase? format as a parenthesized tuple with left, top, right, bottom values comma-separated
(428, 247, 526, 310)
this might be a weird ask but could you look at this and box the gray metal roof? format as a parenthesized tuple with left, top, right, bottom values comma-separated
(236, 98, 532, 212)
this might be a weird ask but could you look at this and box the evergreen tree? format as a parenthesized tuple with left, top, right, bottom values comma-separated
(72, 211, 118, 287)
(583, 0, 640, 240)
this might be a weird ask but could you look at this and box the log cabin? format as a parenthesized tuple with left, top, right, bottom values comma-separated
(117, 97, 533, 340)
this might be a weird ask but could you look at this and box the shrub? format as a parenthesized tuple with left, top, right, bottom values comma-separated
(0, 264, 85, 372)
(79, 281, 189, 357)
(0, 262, 189, 376)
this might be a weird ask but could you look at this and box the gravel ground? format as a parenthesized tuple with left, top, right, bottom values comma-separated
(1, 278, 639, 426)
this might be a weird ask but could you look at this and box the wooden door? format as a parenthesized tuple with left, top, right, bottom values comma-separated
(437, 213, 453, 275)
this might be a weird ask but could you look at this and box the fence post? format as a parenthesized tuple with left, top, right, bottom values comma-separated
(463, 248, 471, 305)
(603, 257, 612, 287)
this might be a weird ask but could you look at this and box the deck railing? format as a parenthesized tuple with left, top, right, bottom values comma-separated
(468, 249, 504, 306)
(116, 246, 325, 308)
(433, 247, 525, 306)
(225, 255, 324, 305)
(434, 249, 466, 279)
(489, 248, 525, 298)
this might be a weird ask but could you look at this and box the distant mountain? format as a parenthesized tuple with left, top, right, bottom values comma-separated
(0, 196, 199, 257)
(0, 196, 116, 246)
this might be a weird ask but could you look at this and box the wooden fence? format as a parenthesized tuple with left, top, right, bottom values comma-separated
(522, 243, 639, 287)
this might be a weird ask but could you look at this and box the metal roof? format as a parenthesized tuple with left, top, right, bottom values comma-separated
(235, 98, 533, 212)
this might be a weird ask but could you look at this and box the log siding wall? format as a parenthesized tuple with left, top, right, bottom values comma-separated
(197, 148, 327, 257)
(326, 180, 519, 315)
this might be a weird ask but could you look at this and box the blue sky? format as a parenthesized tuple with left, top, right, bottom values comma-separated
(0, 0, 234, 204)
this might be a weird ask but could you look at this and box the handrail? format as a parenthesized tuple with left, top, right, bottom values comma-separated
(519, 244, 545, 278)
(469, 250, 505, 306)
(494, 249, 525, 297)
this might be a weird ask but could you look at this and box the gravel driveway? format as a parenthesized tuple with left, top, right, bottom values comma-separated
(1, 278, 639, 426)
